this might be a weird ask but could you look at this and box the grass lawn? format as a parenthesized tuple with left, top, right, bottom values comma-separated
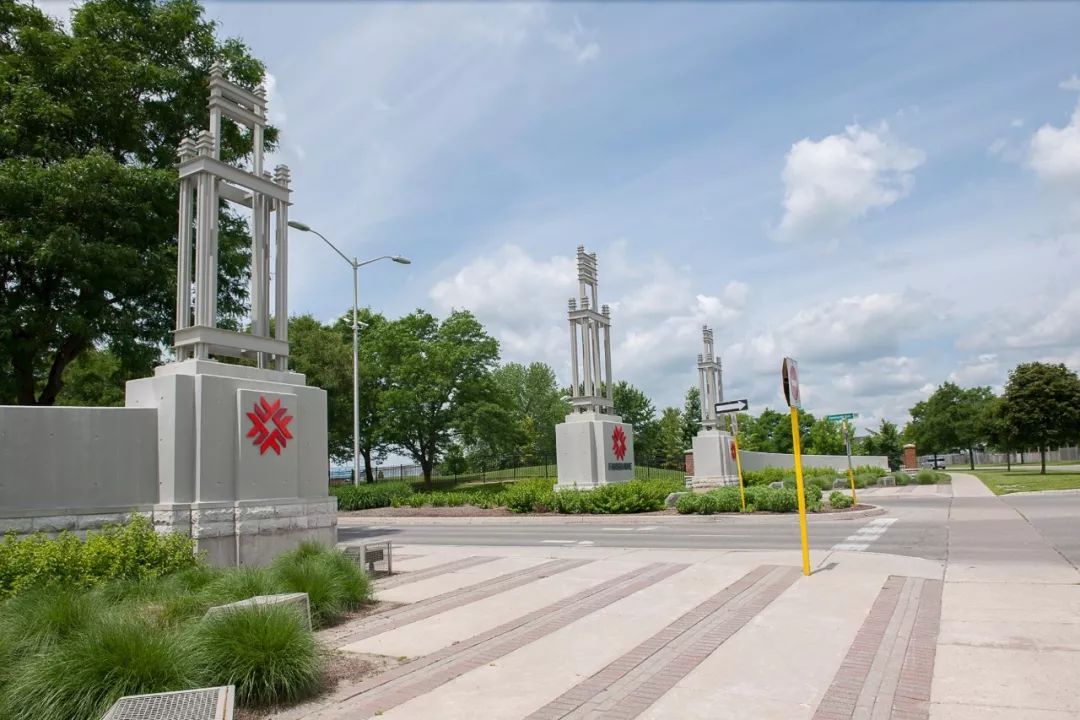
(969, 469, 1080, 495)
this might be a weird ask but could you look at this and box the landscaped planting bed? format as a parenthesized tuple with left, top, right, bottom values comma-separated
(0, 519, 374, 720)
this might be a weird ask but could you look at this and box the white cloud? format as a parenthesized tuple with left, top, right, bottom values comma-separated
(987, 137, 1007, 156)
(948, 354, 1003, 388)
(547, 15, 600, 64)
(263, 72, 287, 128)
(1029, 98, 1080, 187)
(778, 122, 925, 238)
(1011, 118, 1025, 128)
(1060, 74, 1080, 92)
(834, 356, 926, 398)
(726, 291, 933, 370)
(1004, 287, 1080, 349)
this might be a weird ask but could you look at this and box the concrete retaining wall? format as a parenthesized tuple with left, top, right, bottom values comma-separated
(0, 406, 158, 511)
(739, 450, 889, 472)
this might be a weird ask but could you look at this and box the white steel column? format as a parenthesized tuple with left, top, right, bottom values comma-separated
(568, 301, 579, 399)
(591, 318, 603, 399)
(274, 166, 290, 371)
(602, 311, 613, 402)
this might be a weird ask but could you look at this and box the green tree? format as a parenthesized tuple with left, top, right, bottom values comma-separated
(492, 362, 568, 463)
(379, 310, 502, 485)
(908, 382, 994, 469)
(739, 407, 813, 453)
(862, 419, 903, 470)
(981, 395, 1017, 471)
(804, 417, 845, 455)
(54, 347, 129, 406)
(681, 386, 701, 448)
(612, 381, 658, 461)
(1002, 362, 1080, 474)
(656, 407, 686, 469)
(0, 0, 274, 405)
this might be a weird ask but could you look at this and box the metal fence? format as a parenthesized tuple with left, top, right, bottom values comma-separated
(329, 454, 687, 485)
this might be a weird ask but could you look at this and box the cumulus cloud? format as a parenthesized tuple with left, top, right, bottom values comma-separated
(1029, 97, 1080, 187)
(833, 356, 926, 398)
(726, 291, 932, 371)
(778, 122, 925, 238)
(1060, 74, 1080, 92)
(948, 354, 1003, 388)
(1004, 287, 1080, 349)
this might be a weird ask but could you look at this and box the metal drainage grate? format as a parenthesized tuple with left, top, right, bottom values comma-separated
(344, 540, 393, 576)
(102, 685, 234, 720)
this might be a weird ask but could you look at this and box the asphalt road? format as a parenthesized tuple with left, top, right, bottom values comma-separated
(339, 491, 1080, 568)
(1001, 491, 1080, 568)
(339, 494, 954, 561)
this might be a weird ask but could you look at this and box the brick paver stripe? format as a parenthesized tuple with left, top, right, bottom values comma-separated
(374, 555, 498, 590)
(525, 564, 802, 720)
(295, 562, 689, 719)
(321, 558, 592, 648)
(812, 575, 944, 720)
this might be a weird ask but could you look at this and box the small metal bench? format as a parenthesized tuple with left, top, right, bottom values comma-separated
(102, 685, 234, 720)
(344, 541, 393, 575)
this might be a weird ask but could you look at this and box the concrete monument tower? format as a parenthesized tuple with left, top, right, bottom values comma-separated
(689, 325, 739, 490)
(555, 246, 635, 489)
(125, 64, 335, 566)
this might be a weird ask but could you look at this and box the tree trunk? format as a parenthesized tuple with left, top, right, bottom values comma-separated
(1005, 447, 1011, 471)
(421, 459, 433, 487)
(968, 447, 975, 470)
(1040, 446, 1047, 475)
(361, 448, 375, 483)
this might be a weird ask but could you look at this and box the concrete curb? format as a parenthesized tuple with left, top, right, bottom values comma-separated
(337, 505, 886, 526)
(1000, 488, 1080, 497)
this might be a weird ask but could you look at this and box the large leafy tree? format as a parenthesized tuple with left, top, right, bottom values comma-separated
(656, 407, 686, 469)
(612, 380, 658, 462)
(0, 0, 274, 405)
(492, 361, 568, 463)
(862, 419, 903, 470)
(1002, 362, 1080, 474)
(804, 417, 845, 455)
(738, 407, 814, 453)
(379, 310, 503, 485)
(981, 395, 1018, 471)
(908, 382, 994, 469)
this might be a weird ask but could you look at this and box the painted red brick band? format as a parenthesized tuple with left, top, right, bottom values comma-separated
(374, 555, 499, 590)
(525, 564, 801, 720)
(812, 575, 943, 720)
(310, 562, 689, 719)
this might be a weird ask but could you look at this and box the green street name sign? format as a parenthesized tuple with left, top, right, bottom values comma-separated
(825, 412, 857, 421)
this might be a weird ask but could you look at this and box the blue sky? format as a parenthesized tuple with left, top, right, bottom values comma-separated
(50, 1, 1080, 432)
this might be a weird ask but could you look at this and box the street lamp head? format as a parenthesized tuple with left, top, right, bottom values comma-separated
(391, 256, 412, 265)
(288, 220, 312, 232)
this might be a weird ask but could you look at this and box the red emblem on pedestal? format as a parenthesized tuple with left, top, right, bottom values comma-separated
(247, 396, 294, 455)
(611, 426, 628, 461)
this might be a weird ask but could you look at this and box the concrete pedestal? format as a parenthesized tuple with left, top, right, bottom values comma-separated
(126, 359, 336, 567)
(555, 412, 635, 490)
(690, 429, 739, 490)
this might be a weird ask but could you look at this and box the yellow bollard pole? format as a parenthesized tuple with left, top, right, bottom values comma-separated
(734, 436, 746, 512)
(848, 465, 858, 506)
(790, 406, 811, 576)
(845, 421, 857, 506)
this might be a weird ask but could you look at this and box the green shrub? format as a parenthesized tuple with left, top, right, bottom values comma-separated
(331, 481, 414, 510)
(915, 469, 937, 485)
(829, 491, 853, 509)
(679, 485, 820, 514)
(853, 464, 888, 476)
(742, 467, 786, 486)
(0, 516, 199, 599)
(891, 470, 910, 486)
(855, 472, 878, 489)
(0, 615, 196, 720)
(194, 604, 321, 708)
(202, 567, 284, 606)
(503, 478, 556, 513)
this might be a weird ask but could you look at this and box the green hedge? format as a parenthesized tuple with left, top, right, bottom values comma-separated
(331, 481, 414, 510)
(829, 491, 853, 509)
(676, 484, 822, 514)
(0, 517, 199, 599)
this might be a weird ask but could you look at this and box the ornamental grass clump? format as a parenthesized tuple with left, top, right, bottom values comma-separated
(193, 604, 321, 708)
(271, 544, 371, 627)
(0, 586, 108, 655)
(0, 615, 196, 720)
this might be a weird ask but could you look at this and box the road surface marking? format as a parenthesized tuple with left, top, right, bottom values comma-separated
(830, 517, 897, 553)
(542, 540, 576, 544)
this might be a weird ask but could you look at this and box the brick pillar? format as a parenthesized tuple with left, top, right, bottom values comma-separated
(684, 450, 695, 476)
(902, 443, 917, 470)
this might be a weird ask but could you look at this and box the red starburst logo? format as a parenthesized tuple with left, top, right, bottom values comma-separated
(247, 396, 294, 455)
(611, 426, 628, 461)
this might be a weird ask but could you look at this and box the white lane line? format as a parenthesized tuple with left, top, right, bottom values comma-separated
(577, 540, 594, 546)
(636, 526, 659, 532)
(830, 517, 897, 553)
(541, 540, 576, 544)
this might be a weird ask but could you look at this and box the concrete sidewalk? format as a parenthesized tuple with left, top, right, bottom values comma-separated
(273, 475, 1078, 719)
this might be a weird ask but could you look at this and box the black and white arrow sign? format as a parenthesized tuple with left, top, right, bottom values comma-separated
(714, 398, 749, 414)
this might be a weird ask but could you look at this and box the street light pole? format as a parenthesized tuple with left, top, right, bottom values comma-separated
(287, 220, 410, 485)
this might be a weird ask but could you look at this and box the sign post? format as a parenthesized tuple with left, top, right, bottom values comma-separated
(730, 413, 747, 512)
(782, 357, 811, 577)
(825, 412, 859, 506)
